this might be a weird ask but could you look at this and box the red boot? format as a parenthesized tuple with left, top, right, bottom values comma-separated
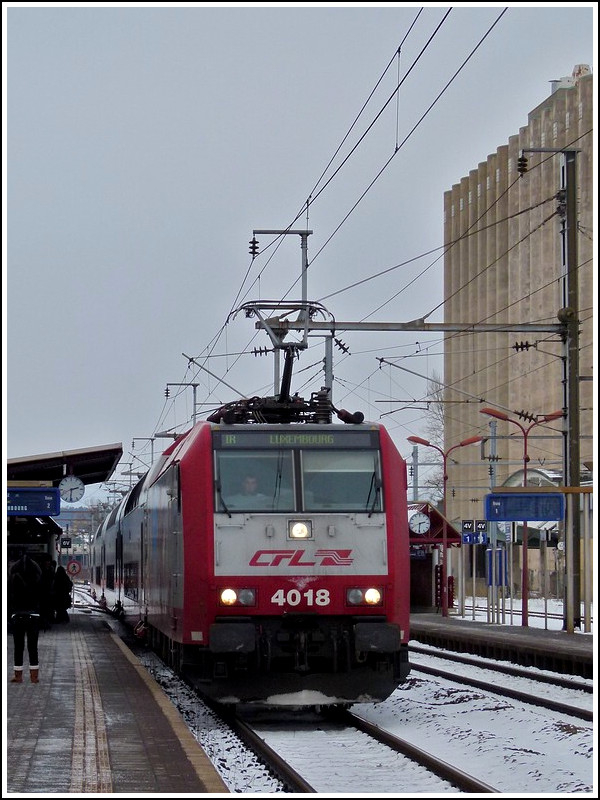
(10, 668, 23, 683)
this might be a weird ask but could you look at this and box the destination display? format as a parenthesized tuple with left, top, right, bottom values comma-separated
(7, 487, 61, 516)
(484, 492, 565, 522)
(213, 429, 378, 449)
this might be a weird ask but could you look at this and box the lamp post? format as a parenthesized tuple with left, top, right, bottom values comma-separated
(480, 408, 564, 626)
(407, 434, 483, 616)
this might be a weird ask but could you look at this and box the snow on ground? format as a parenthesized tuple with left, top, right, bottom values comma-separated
(146, 597, 596, 797)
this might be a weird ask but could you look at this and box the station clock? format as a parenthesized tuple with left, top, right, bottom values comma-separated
(58, 475, 85, 503)
(409, 511, 431, 535)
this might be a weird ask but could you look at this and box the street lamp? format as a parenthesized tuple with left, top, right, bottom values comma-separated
(407, 434, 483, 616)
(480, 408, 564, 626)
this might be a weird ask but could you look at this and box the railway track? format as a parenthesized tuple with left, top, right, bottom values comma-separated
(409, 643, 593, 692)
(408, 644, 593, 722)
(409, 662, 593, 722)
(219, 703, 500, 793)
(188, 641, 592, 794)
(87, 597, 593, 794)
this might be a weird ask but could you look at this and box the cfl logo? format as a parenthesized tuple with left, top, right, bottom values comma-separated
(249, 549, 354, 567)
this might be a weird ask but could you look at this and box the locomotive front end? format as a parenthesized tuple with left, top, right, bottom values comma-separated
(197, 423, 410, 706)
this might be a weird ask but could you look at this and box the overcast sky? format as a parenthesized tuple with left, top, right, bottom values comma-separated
(4, 2, 595, 503)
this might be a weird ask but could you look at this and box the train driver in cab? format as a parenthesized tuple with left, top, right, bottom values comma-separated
(229, 473, 269, 509)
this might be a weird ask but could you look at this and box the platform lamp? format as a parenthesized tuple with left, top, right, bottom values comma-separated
(407, 434, 483, 617)
(479, 408, 564, 627)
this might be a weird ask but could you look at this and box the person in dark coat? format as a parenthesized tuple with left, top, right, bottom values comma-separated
(8, 553, 43, 683)
(52, 565, 74, 623)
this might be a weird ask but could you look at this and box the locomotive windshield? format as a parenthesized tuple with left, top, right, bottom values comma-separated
(216, 450, 295, 511)
(213, 429, 383, 513)
(301, 450, 381, 512)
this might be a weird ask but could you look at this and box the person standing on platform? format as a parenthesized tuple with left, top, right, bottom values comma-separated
(53, 565, 73, 623)
(8, 552, 43, 684)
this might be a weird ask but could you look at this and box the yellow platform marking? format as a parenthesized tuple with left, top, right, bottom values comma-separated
(71, 631, 113, 793)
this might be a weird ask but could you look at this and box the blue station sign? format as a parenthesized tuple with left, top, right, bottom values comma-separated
(7, 487, 61, 517)
(484, 492, 565, 522)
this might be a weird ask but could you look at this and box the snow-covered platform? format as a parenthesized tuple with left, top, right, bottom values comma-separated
(5, 610, 229, 794)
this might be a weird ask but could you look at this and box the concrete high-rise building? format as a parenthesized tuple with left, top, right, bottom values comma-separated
(441, 65, 593, 582)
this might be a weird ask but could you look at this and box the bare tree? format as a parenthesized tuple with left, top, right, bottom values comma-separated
(423, 370, 445, 505)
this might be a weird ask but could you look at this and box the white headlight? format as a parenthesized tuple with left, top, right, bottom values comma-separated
(288, 520, 312, 539)
(220, 588, 237, 605)
(364, 588, 382, 605)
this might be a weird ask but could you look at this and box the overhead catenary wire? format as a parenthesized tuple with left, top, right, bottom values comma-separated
(149, 8, 581, 452)
(154, 10, 448, 425)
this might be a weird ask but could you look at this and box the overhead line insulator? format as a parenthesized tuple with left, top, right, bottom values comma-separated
(513, 341, 533, 351)
(515, 409, 536, 423)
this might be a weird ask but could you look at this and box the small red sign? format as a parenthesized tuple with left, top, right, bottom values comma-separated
(67, 560, 82, 576)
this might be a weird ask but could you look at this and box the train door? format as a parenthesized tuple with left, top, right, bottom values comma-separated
(116, 528, 123, 601)
(165, 465, 183, 618)
(141, 512, 148, 609)
(101, 542, 106, 593)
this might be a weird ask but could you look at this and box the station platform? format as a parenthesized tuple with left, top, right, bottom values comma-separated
(409, 612, 594, 678)
(4, 609, 229, 795)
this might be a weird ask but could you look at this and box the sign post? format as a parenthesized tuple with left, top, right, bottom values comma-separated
(67, 560, 81, 578)
(485, 492, 565, 627)
(460, 520, 474, 618)
(60, 525, 71, 567)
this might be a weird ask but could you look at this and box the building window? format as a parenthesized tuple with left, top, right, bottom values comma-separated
(451, 204, 455, 217)
(468, 191, 472, 204)
(459, 198, 464, 211)
(541, 131, 546, 147)
(477, 183, 481, 197)
(553, 121, 558, 140)
(487, 176, 491, 190)
(578, 102, 583, 120)
(565, 111, 570, 129)
(496, 168, 500, 183)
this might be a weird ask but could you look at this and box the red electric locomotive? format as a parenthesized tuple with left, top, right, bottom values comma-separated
(91, 370, 411, 706)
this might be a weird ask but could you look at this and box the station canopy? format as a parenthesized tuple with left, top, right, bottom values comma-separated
(7, 443, 123, 487)
(408, 501, 462, 546)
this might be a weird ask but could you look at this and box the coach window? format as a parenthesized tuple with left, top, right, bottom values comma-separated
(301, 450, 383, 512)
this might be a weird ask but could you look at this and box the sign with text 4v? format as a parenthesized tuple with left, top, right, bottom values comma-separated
(461, 519, 488, 544)
(485, 492, 565, 522)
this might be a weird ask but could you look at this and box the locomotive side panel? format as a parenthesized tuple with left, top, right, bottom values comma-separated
(378, 423, 411, 639)
(178, 423, 218, 646)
